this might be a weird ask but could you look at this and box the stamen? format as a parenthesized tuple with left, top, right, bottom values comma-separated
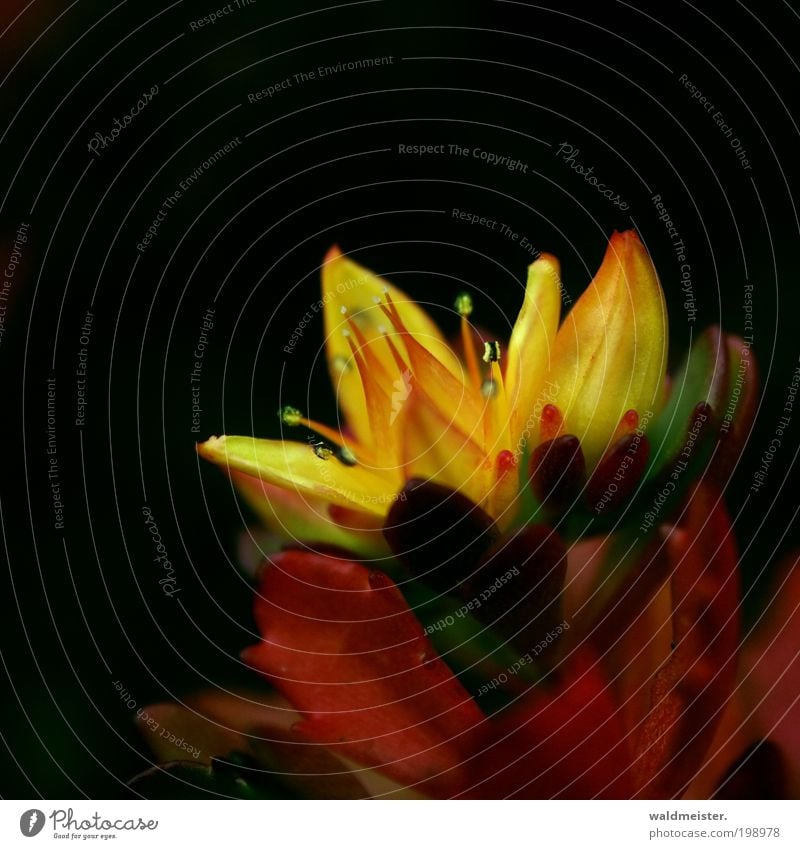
(279, 405, 303, 426)
(380, 289, 484, 443)
(381, 290, 403, 325)
(344, 313, 393, 388)
(280, 405, 351, 451)
(483, 340, 501, 363)
(380, 301, 401, 333)
(456, 292, 482, 391)
(480, 342, 511, 457)
(312, 443, 334, 460)
(344, 330, 392, 449)
(378, 294, 420, 370)
(382, 329, 409, 373)
(490, 360, 506, 395)
(454, 292, 473, 317)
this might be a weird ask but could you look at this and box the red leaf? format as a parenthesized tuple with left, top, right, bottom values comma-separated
(461, 652, 632, 798)
(242, 550, 484, 795)
(736, 550, 800, 797)
(633, 483, 740, 797)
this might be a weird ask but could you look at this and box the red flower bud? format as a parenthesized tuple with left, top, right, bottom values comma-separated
(528, 435, 586, 512)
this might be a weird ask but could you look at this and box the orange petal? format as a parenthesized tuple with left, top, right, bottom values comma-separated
(505, 252, 562, 449)
(231, 471, 388, 557)
(548, 231, 668, 467)
(198, 435, 398, 517)
(380, 291, 484, 442)
(399, 390, 491, 509)
(322, 247, 462, 443)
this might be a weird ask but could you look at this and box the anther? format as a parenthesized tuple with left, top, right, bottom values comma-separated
(483, 340, 501, 363)
(312, 443, 334, 460)
(279, 407, 350, 453)
(454, 292, 473, 317)
(457, 294, 482, 390)
(279, 405, 303, 426)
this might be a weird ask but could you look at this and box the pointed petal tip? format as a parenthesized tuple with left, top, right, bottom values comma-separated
(610, 228, 641, 245)
(546, 230, 667, 468)
(323, 244, 343, 265)
(528, 251, 560, 275)
(197, 434, 226, 461)
(505, 250, 563, 449)
(607, 230, 655, 271)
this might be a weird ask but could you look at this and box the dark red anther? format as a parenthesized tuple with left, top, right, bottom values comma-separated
(528, 434, 586, 512)
(383, 478, 498, 593)
(586, 432, 651, 514)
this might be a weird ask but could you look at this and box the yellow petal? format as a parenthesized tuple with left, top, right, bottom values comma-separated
(547, 231, 668, 467)
(400, 391, 491, 508)
(322, 247, 463, 443)
(505, 252, 562, 450)
(231, 472, 388, 556)
(198, 435, 397, 517)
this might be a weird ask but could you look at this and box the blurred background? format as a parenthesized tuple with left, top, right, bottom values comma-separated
(0, 0, 798, 797)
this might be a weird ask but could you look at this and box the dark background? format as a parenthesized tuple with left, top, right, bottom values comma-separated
(1, 0, 798, 797)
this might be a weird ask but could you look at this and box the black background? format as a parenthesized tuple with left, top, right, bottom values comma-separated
(1, 0, 798, 797)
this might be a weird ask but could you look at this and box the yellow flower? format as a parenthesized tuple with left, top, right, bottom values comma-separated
(198, 231, 667, 547)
